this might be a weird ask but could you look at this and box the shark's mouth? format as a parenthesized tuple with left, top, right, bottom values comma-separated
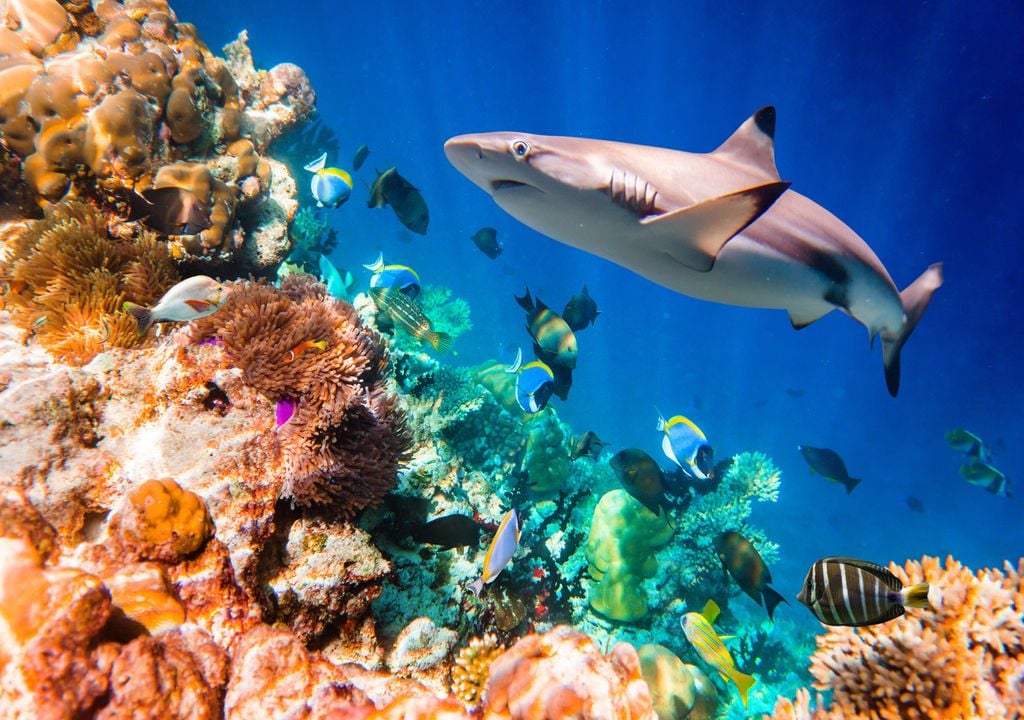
(491, 179, 532, 192)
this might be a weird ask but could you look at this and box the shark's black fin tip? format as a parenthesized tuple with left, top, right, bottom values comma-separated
(755, 106, 777, 139)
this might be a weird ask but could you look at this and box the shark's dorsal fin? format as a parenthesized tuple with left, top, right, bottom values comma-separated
(641, 181, 790, 272)
(713, 106, 780, 181)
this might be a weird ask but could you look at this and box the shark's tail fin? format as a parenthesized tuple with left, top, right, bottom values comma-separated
(882, 263, 943, 397)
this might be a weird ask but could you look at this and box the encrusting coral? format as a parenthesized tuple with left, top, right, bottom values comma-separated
(111, 477, 214, 562)
(768, 555, 1024, 720)
(481, 625, 656, 719)
(185, 276, 410, 515)
(0, 199, 179, 364)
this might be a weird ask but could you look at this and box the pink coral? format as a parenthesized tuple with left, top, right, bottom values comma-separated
(482, 625, 656, 719)
(772, 555, 1024, 720)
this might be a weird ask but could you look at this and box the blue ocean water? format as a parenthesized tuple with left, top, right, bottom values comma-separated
(178, 0, 1023, 592)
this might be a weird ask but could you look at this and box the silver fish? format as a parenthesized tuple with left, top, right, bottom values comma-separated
(123, 275, 227, 334)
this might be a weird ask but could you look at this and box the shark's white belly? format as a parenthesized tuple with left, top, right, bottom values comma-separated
(496, 186, 906, 336)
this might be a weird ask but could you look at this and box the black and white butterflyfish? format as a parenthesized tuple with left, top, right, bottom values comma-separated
(797, 557, 931, 627)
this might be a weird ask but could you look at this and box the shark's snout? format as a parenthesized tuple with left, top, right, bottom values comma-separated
(445, 133, 537, 196)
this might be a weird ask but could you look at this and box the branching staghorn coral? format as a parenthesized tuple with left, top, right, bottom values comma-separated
(0, 200, 179, 364)
(186, 276, 410, 516)
(769, 555, 1024, 720)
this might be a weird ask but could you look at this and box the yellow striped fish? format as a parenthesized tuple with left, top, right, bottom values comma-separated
(370, 287, 452, 352)
(681, 599, 756, 708)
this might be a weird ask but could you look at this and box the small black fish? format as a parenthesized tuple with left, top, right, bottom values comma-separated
(128, 187, 211, 235)
(561, 285, 600, 331)
(471, 227, 502, 259)
(714, 531, 788, 621)
(609, 448, 669, 518)
(368, 166, 429, 235)
(904, 495, 925, 513)
(412, 513, 481, 550)
(570, 430, 607, 461)
(352, 144, 370, 171)
(798, 557, 931, 627)
(798, 445, 862, 494)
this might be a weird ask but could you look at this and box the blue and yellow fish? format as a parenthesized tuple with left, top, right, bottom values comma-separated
(470, 508, 521, 595)
(304, 152, 352, 208)
(658, 414, 714, 481)
(507, 348, 555, 414)
(681, 599, 756, 708)
(364, 252, 421, 299)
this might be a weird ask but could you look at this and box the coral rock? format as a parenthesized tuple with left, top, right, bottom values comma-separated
(360, 695, 473, 720)
(452, 633, 505, 707)
(482, 625, 656, 719)
(268, 516, 391, 648)
(97, 627, 228, 720)
(113, 477, 213, 562)
(637, 644, 696, 720)
(0, 485, 58, 560)
(83, 88, 155, 181)
(101, 561, 186, 637)
(386, 616, 458, 694)
(0, 537, 111, 717)
(800, 555, 1024, 720)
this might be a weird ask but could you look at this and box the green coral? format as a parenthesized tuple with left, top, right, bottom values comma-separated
(585, 489, 674, 622)
(417, 285, 472, 340)
(522, 411, 570, 493)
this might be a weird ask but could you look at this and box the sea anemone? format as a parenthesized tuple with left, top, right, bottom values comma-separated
(0, 199, 179, 364)
(186, 276, 410, 516)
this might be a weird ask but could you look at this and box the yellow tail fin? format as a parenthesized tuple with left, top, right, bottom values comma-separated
(427, 332, 453, 353)
(731, 668, 757, 708)
(903, 582, 931, 609)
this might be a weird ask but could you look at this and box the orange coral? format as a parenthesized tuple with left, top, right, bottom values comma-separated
(186, 277, 410, 516)
(481, 625, 656, 719)
(0, 199, 179, 364)
(774, 555, 1024, 720)
(101, 561, 186, 637)
(113, 478, 214, 562)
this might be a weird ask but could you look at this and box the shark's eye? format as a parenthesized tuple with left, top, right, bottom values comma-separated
(511, 140, 530, 158)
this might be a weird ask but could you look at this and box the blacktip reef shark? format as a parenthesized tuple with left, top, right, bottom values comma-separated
(444, 107, 943, 396)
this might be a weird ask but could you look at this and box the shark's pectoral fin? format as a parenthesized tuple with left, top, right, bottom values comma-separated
(788, 305, 835, 330)
(640, 181, 791, 272)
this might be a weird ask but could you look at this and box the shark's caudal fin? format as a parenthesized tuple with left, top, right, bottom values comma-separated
(640, 181, 791, 272)
(713, 105, 781, 181)
(882, 263, 943, 397)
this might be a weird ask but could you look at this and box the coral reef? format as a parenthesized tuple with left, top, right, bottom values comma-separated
(522, 410, 571, 493)
(482, 625, 656, 719)
(0, 200, 179, 364)
(186, 278, 410, 515)
(770, 555, 1024, 720)
(452, 633, 505, 707)
(0, 3, 312, 272)
(112, 477, 213, 562)
(585, 489, 674, 622)
(285, 205, 337, 272)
